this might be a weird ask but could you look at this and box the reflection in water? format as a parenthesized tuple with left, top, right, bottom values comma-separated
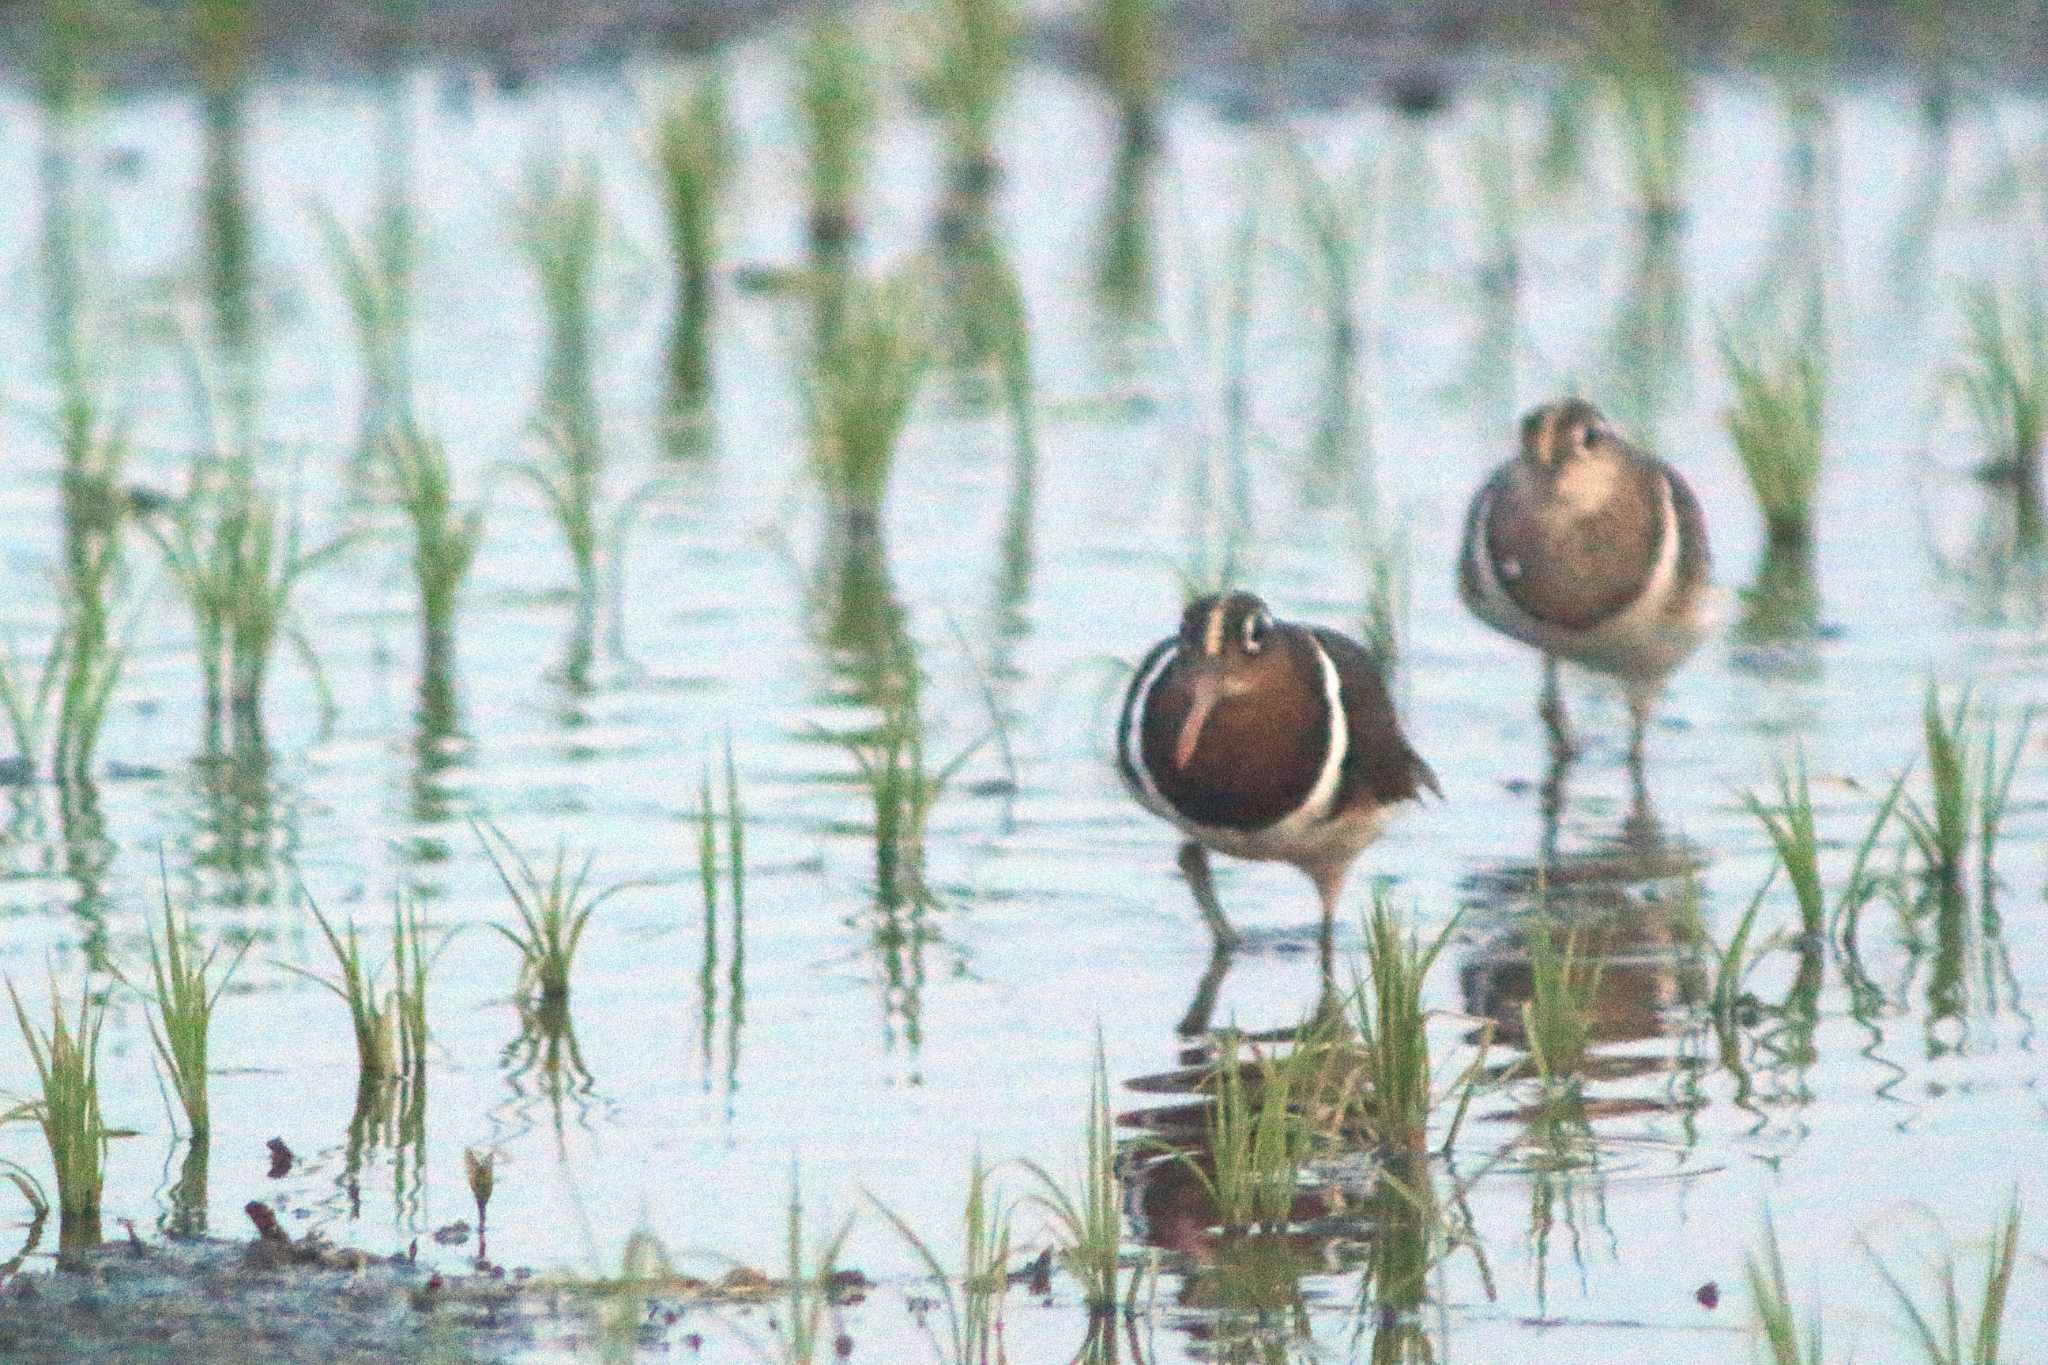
(1733, 538, 1822, 677)
(1606, 215, 1688, 438)
(499, 995, 601, 1154)
(1461, 763, 1708, 1062)
(403, 620, 470, 866)
(1095, 109, 1156, 322)
(165, 1134, 210, 1238)
(331, 1070, 427, 1236)
(184, 741, 296, 910)
(201, 85, 259, 450)
(338, 68, 419, 470)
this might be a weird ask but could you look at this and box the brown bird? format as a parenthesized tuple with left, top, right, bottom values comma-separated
(1458, 398, 1715, 760)
(1116, 592, 1439, 950)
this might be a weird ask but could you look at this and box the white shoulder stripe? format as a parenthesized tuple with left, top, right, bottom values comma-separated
(1120, 642, 1178, 813)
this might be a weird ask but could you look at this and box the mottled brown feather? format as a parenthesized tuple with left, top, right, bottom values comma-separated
(1483, 453, 1663, 630)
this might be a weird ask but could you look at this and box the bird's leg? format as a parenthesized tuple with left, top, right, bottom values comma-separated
(1626, 689, 1653, 772)
(1178, 841, 1242, 952)
(1176, 945, 1232, 1039)
(1539, 655, 1576, 759)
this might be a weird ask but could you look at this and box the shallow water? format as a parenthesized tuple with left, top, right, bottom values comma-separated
(1, 16, 2046, 1363)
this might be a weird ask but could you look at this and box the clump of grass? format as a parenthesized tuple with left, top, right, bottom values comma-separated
(1744, 749, 1826, 942)
(3, 975, 110, 1234)
(1182, 1031, 1318, 1237)
(873, 1155, 1011, 1364)
(795, 13, 876, 251)
(1096, 0, 1160, 125)
(652, 74, 732, 406)
(1584, 0, 1691, 226)
(1864, 1194, 2021, 1365)
(805, 272, 930, 525)
(477, 820, 633, 1004)
(921, 0, 1016, 186)
(1722, 326, 1825, 548)
(1521, 926, 1602, 1087)
(1023, 1036, 1123, 1314)
(652, 75, 732, 305)
(133, 878, 248, 1139)
(1747, 1211, 1824, 1365)
(1954, 285, 2046, 501)
(317, 203, 416, 450)
(383, 426, 483, 671)
(1903, 684, 2034, 888)
(840, 670, 979, 913)
(782, 1166, 855, 1365)
(285, 896, 394, 1082)
(512, 150, 603, 368)
(1350, 895, 1487, 1157)
(0, 618, 127, 786)
(149, 467, 345, 745)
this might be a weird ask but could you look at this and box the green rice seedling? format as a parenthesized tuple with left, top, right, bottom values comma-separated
(1900, 684, 2031, 888)
(476, 820, 634, 1004)
(1712, 867, 1778, 1019)
(1185, 1031, 1317, 1236)
(317, 203, 416, 450)
(1830, 768, 1911, 956)
(1583, 0, 1691, 226)
(1747, 1211, 1824, 1365)
(1350, 895, 1487, 1157)
(1954, 285, 2046, 504)
(283, 895, 395, 1083)
(921, 0, 1017, 188)
(1744, 749, 1825, 942)
(512, 149, 603, 371)
(1022, 1036, 1122, 1314)
(695, 738, 747, 1083)
(1722, 326, 1825, 547)
(1097, 0, 1159, 121)
(872, 1155, 1012, 1364)
(782, 1166, 856, 1365)
(0, 620, 126, 787)
(805, 272, 930, 525)
(134, 878, 248, 1138)
(389, 896, 442, 1079)
(1521, 926, 1602, 1087)
(383, 425, 483, 670)
(795, 12, 875, 250)
(652, 74, 732, 406)
(1282, 142, 1366, 359)
(652, 75, 732, 301)
(3, 974, 109, 1234)
(1865, 1194, 2021, 1365)
(149, 467, 346, 743)
(840, 670, 981, 913)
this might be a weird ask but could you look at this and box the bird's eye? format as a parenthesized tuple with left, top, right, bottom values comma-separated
(1243, 612, 1268, 653)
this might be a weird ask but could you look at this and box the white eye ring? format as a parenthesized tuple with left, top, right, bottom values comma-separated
(1242, 612, 1269, 653)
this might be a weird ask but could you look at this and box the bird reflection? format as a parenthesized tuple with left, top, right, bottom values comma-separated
(1460, 749, 1709, 1093)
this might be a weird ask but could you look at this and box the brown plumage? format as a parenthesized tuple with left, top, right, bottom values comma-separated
(1117, 592, 1437, 947)
(1458, 399, 1716, 756)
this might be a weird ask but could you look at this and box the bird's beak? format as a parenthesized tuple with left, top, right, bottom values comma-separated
(1174, 671, 1226, 770)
